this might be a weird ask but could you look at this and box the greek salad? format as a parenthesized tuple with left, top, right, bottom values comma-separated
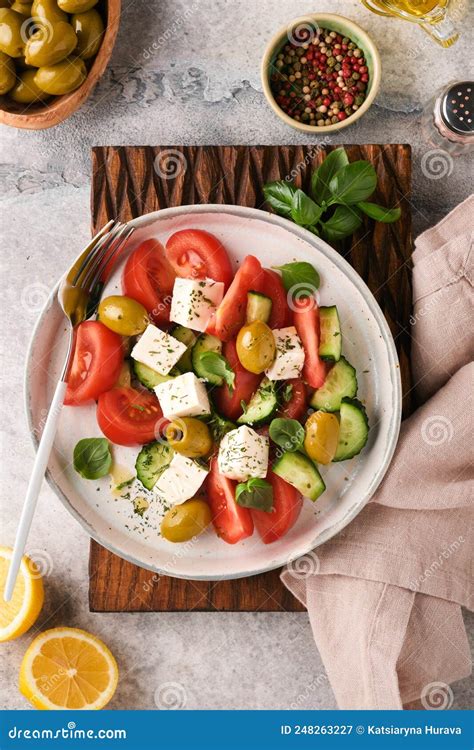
(68, 228, 369, 546)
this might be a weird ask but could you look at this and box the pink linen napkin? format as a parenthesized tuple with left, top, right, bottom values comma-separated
(281, 195, 474, 710)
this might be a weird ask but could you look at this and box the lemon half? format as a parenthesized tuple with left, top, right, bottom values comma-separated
(0, 547, 44, 642)
(19, 627, 119, 710)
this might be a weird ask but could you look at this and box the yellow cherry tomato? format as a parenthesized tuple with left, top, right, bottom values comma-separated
(304, 411, 340, 465)
(98, 295, 149, 336)
(160, 499, 212, 543)
(236, 321, 276, 374)
(165, 417, 213, 458)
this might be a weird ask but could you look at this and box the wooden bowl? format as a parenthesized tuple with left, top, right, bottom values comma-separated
(0, 0, 120, 130)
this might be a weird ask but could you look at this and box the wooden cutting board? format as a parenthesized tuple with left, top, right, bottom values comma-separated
(89, 144, 413, 612)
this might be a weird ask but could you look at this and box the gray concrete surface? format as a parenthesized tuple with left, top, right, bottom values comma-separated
(1, 0, 472, 710)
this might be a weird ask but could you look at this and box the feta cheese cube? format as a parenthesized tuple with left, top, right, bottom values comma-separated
(131, 324, 187, 376)
(265, 326, 305, 381)
(154, 453, 208, 506)
(154, 371, 211, 420)
(170, 277, 225, 332)
(218, 425, 269, 482)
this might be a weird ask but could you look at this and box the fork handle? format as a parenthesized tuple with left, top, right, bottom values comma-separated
(4, 380, 68, 602)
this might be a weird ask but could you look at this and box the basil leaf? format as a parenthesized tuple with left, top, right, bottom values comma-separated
(208, 411, 236, 442)
(320, 205, 363, 242)
(236, 477, 273, 512)
(73, 438, 112, 480)
(272, 261, 320, 295)
(263, 181, 298, 219)
(290, 189, 323, 226)
(328, 161, 377, 204)
(357, 202, 401, 223)
(311, 147, 349, 203)
(269, 418, 304, 453)
(199, 351, 235, 390)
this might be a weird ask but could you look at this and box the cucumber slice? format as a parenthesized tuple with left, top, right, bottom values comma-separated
(133, 360, 176, 390)
(310, 356, 357, 412)
(319, 305, 342, 362)
(192, 334, 223, 384)
(334, 398, 369, 461)
(273, 451, 325, 501)
(237, 378, 278, 427)
(246, 291, 272, 324)
(135, 442, 173, 490)
(170, 325, 197, 373)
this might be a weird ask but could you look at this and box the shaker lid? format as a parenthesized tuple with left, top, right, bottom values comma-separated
(441, 82, 474, 135)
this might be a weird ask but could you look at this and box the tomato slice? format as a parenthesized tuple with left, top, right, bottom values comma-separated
(261, 269, 292, 329)
(277, 379, 308, 421)
(165, 229, 233, 289)
(97, 387, 166, 446)
(210, 255, 265, 341)
(251, 471, 303, 544)
(293, 297, 327, 388)
(64, 321, 123, 406)
(214, 340, 261, 421)
(206, 457, 254, 544)
(122, 239, 176, 324)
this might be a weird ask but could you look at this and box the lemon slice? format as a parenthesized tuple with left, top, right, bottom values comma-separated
(19, 627, 119, 710)
(0, 547, 44, 642)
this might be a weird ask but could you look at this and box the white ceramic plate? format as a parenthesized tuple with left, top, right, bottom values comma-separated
(25, 205, 401, 580)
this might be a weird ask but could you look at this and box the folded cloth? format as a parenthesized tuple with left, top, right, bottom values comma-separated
(281, 195, 474, 710)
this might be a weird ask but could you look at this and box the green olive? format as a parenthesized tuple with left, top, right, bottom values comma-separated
(31, 0, 68, 24)
(34, 56, 86, 94)
(0, 50, 15, 94)
(0, 8, 25, 58)
(25, 21, 77, 67)
(72, 8, 103, 60)
(10, 2, 33, 17)
(165, 418, 213, 458)
(161, 499, 212, 543)
(236, 320, 276, 374)
(98, 295, 149, 336)
(58, 0, 98, 12)
(10, 68, 51, 103)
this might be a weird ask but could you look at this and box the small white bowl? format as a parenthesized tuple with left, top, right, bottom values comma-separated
(261, 13, 381, 133)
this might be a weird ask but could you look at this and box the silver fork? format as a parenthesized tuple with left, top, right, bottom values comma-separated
(4, 220, 134, 601)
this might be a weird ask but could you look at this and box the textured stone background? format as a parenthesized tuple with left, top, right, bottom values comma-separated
(0, 0, 472, 710)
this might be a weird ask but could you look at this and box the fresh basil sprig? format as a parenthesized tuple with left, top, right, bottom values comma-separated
(311, 147, 349, 204)
(199, 351, 235, 390)
(262, 181, 297, 219)
(73, 438, 112, 480)
(273, 261, 320, 295)
(235, 477, 273, 512)
(269, 418, 305, 453)
(263, 147, 400, 243)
